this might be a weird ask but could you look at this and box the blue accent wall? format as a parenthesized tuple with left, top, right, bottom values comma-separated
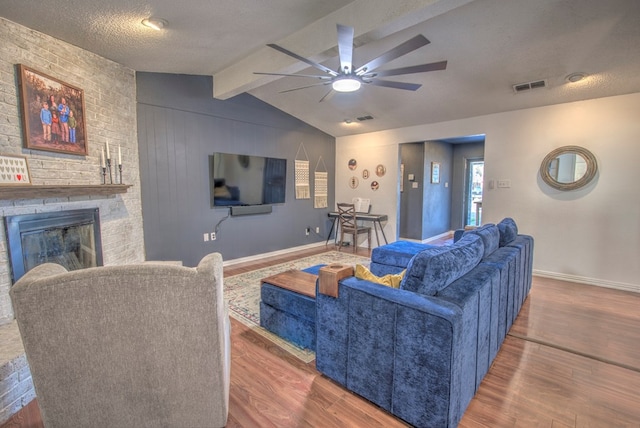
(136, 73, 335, 265)
(399, 143, 424, 240)
(422, 141, 453, 239)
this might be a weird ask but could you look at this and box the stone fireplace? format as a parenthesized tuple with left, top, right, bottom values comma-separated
(5, 208, 103, 284)
(0, 16, 146, 424)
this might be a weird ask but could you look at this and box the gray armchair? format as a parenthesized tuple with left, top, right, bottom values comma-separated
(10, 253, 230, 428)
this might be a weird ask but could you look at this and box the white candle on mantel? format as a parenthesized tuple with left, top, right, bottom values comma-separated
(105, 140, 110, 159)
(118, 145, 122, 165)
(101, 148, 105, 168)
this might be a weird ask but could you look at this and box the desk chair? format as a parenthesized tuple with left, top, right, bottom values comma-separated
(337, 203, 371, 253)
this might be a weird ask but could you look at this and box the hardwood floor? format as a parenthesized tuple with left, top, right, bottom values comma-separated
(3, 245, 640, 427)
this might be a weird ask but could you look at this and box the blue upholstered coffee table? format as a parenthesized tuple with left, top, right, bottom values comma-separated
(259, 265, 323, 351)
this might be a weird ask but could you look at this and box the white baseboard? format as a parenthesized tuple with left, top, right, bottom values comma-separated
(533, 270, 640, 294)
(423, 231, 453, 243)
(395, 231, 453, 244)
(223, 242, 326, 267)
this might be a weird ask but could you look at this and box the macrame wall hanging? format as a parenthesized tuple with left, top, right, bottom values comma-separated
(314, 156, 328, 209)
(295, 143, 310, 199)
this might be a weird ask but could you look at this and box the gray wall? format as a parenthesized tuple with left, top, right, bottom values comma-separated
(399, 143, 424, 239)
(137, 73, 335, 266)
(398, 141, 453, 240)
(450, 142, 484, 229)
(422, 141, 453, 238)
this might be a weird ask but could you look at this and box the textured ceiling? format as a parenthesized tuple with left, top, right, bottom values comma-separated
(1, 0, 639, 137)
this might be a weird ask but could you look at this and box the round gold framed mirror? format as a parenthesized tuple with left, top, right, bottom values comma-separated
(539, 146, 597, 191)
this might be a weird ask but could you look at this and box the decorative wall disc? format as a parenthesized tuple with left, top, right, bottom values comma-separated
(371, 181, 379, 191)
(348, 159, 357, 170)
(349, 176, 359, 189)
(362, 169, 369, 179)
(376, 164, 386, 177)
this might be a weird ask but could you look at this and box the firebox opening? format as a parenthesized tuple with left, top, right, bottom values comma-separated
(4, 208, 103, 284)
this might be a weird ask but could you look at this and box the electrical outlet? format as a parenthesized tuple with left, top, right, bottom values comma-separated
(305, 227, 310, 236)
(211, 232, 216, 241)
(203, 233, 209, 242)
(315, 227, 320, 234)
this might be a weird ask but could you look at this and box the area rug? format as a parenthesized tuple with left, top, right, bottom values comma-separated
(224, 251, 369, 363)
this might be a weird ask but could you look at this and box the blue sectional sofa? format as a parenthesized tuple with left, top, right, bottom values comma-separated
(316, 218, 533, 428)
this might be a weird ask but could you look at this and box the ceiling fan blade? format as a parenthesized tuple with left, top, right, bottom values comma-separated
(367, 79, 422, 91)
(254, 71, 332, 80)
(278, 81, 332, 93)
(355, 34, 430, 75)
(267, 43, 338, 76)
(337, 24, 354, 74)
(370, 61, 448, 78)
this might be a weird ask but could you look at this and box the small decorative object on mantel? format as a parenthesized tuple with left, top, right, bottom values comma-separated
(100, 146, 107, 184)
(0, 154, 31, 186)
(295, 143, 310, 199)
(105, 140, 113, 184)
(117, 144, 124, 184)
(17, 64, 89, 156)
(431, 161, 441, 184)
(101, 141, 125, 185)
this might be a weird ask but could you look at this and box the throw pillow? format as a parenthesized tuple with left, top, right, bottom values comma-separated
(465, 224, 500, 257)
(497, 217, 518, 246)
(400, 233, 484, 296)
(355, 264, 405, 288)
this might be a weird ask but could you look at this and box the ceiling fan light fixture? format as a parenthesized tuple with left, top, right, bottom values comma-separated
(332, 77, 361, 92)
(142, 17, 167, 31)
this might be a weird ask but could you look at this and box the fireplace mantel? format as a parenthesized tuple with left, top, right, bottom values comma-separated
(0, 184, 131, 200)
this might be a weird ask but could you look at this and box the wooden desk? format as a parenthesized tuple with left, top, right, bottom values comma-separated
(326, 212, 388, 247)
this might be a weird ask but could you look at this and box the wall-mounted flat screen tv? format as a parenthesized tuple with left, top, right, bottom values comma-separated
(209, 153, 287, 208)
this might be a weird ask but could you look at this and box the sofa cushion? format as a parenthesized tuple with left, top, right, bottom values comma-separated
(400, 233, 484, 296)
(497, 217, 518, 246)
(371, 240, 435, 269)
(465, 224, 500, 257)
(302, 264, 326, 275)
(355, 264, 404, 288)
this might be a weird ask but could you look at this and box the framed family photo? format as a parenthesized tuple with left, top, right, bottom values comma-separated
(17, 64, 88, 156)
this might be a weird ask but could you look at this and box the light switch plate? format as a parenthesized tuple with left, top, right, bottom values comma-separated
(497, 179, 511, 188)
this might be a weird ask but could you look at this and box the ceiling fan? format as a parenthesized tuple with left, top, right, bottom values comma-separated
(255, 24, 447, 100)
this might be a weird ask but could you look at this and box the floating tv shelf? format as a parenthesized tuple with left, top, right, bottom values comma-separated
(0, 184, 132, 200)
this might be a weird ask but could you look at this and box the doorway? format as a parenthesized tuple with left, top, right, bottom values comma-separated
(466, 159, 484, 226)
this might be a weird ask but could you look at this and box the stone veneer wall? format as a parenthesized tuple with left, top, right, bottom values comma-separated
(0, 18, 145, 423)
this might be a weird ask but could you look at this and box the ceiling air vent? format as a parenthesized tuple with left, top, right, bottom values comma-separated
(357, 115, 374, 121)
(513, 79, 547, 93)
